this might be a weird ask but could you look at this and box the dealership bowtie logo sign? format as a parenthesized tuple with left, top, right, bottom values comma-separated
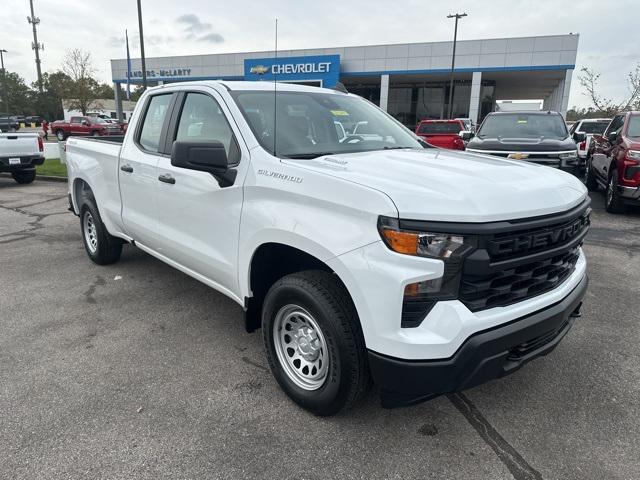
(244, 54, 340, 88)
(250, 65, 270, 75)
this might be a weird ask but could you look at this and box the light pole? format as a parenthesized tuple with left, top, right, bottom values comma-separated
(137, 0, 147, 91)
(446, 12, 467, 119)
(0, 49, 8, 113)
(27, 0, 44, 93)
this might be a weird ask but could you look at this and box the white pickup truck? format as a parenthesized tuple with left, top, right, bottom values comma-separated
(0, 132, 44, 184)
(66, 81, 590, 415)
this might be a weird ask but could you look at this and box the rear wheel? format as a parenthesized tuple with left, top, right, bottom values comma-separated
(605, 168, 626, 213)
(11, 170, 36, 184)
(56, 130, 66, 141)
(262, 270, 370, 416)
(80, 195, 123, 264)
(91, 130, 100, 137)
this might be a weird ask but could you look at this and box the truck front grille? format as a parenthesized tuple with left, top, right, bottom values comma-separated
(459, 246, 580, 311)
(457, 200, 590, 312)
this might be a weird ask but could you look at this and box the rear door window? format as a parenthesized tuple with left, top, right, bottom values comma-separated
(138, 94, 173, 153)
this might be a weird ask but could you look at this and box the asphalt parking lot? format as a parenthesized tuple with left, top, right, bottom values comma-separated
(1, 179, 639, 480)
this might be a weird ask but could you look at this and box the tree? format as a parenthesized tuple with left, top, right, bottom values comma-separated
(32, 71, 74, 120)
(0, 72, 32, 114)
(61, 48, 103, 115)
(578, 63, 640, 116)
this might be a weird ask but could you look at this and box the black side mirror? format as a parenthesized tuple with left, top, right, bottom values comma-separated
(608, 131, 618, 143)
(573, 132, 586, 143)
(171, 140, 237, 187)
(459, 130, 473, 141)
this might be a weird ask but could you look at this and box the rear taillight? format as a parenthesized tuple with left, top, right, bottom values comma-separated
(579, 141, 586, 150)
(622, 158, 640, 182)
(38, 135, 44, 152)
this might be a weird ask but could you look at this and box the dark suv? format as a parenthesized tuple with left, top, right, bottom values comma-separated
(587, 112, 640, 212)
(464, 111, 584, 175)
(0, 113, 20, 133)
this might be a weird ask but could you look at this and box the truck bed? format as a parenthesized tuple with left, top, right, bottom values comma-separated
(0, 132, 42, 158)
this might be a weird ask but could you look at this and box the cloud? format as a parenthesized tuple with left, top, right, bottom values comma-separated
(177, 14, 212, 34)
(198, 33, 224, 43)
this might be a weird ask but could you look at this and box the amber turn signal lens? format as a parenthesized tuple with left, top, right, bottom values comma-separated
(380, 228, 418, 255)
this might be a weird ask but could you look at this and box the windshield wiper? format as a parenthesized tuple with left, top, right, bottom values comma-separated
(280, 152, 337, 159)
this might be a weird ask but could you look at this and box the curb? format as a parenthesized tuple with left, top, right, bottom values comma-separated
(37, 175, 68, 183)
(0, 173, 68, 183)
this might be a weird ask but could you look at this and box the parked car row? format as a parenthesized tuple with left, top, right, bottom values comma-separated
(0, 113, 20, 133)
(586, 112, 640, 212)
(50, 116, 125, 141)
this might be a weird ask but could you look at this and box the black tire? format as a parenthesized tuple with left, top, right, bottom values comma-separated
(12, 170, 36, 184)
(585, 157, 598, 191)
(56, 130, 66, 141)
(262, 270, 370, 416)
(91, 130, 99, 137)
(605, 168, 627, 213)
(79, 194, 123, 265)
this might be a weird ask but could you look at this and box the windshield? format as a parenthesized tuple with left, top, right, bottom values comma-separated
(231, 90, 422, 158)
(478, 113, 568, 139)
(418, 122, 462, 135)
(579, 121, 610, 134)
(627, 116, 640, 138)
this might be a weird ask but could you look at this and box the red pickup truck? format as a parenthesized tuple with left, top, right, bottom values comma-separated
(415, 119, 466, 150)
(587, 112, 640, 212)
(51, 116, 123, 141)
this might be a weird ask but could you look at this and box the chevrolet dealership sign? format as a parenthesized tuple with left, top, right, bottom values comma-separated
(244, 55, 340, 87)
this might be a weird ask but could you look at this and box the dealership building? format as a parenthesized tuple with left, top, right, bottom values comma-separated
(110, 33, 579, 127)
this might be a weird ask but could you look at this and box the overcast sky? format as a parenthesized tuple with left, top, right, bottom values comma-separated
(1, 0, 638, 108)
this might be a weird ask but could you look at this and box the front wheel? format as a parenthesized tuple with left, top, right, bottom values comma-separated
(12, 170, 36, 184)
(80, 196, 123, 264)
(56, 130, 66, 141)
(605, 168, 627, 213)
(585, 157, 598, 191)
(262, 270, 370, 416)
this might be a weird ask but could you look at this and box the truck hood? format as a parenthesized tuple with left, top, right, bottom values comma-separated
(285, 148, 587, 222)
(466, 135, 576, 152)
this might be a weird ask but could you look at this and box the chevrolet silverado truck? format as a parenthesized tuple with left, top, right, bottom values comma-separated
(587, 111, 640, 212)
(568, 118, 611, 161)
(464, 111, 585, 176)
(66, 82, 590, 415)
(51, 116, 123, 141)
(415, 119, 466, 150)
(0, 132, 44, 184)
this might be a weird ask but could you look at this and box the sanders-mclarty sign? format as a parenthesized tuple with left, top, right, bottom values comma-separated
(244, 54, 340, 87)
(129, 68, 192, 78)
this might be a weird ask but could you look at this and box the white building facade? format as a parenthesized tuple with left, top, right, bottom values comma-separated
(110, 34, 578, 127)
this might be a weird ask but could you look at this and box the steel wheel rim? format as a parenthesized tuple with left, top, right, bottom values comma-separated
(607, 177, 614, 205)
(273, 304, 329, 391)
(83, 211, 98, 254)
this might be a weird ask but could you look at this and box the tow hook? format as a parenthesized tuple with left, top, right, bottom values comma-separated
(570, 302, 583, 318)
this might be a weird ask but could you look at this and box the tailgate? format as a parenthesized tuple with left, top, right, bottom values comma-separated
(0, 133, 41, 157)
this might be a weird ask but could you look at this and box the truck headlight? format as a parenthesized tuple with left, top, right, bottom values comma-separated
(377, 216, 472, 259)
(559, 151, 578, 161)
(627, 150, 640, 160)
(378, 216, 475, 327)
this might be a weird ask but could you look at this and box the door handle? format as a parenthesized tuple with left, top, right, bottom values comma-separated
(158, 173, 175, 184)
(120, 164, 133, 173)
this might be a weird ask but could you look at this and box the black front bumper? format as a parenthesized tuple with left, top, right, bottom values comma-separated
(369, 274, 588, 408)
(0, 155, 45, 173)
